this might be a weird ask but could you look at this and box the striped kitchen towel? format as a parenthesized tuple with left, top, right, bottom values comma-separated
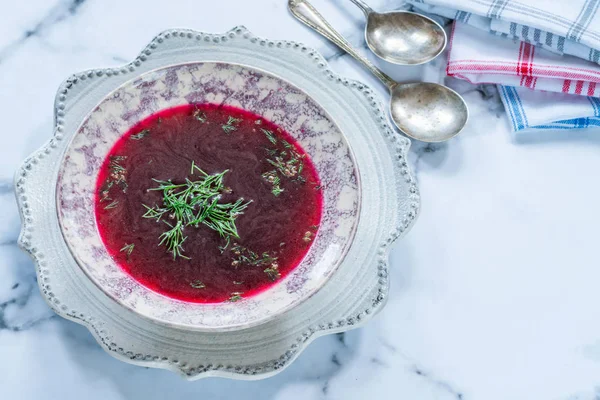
(406, 0, 600, 131)
(498, 85, 600, 130)
(447, 22, 600, 97)
(408, 0, 600, 64)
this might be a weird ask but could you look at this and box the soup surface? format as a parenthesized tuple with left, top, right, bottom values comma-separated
(95, 104, 323, 303)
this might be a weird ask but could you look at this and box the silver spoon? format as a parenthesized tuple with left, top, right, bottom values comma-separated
(288, 0, 468, 142)
(349, 0, 446, 65)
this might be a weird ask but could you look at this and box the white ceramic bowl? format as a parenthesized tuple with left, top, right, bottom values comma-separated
(56, 62, 360, 331)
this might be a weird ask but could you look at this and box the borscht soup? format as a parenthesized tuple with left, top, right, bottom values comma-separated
(95, 104, 323, 303)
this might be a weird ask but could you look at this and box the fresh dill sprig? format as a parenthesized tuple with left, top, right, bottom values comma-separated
(222, 116, 241, 133)
(218, 236, 231, 254)
(190, 280, 205, 289)
(120, 243, 134, 256)
(190, 160, 209, 177)
(143, 162, 252, 259)
(142, 204, 168, 221)
(130, 129, 150, 140)
(158, 220, 189, 260)
(262, 129, 277, 145)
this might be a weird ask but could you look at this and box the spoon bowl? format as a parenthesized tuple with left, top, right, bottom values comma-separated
(365, 11, 447, 65)
(390, 82, 469, 142)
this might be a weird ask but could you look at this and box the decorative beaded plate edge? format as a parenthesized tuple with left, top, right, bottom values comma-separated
(14, 26, 420, 380)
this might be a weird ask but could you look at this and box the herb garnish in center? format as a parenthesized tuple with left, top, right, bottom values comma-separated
(142, 161, 252, 259)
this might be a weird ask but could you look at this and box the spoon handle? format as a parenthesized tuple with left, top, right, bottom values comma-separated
(348, 0, 373, 17)
(288, 0, 396, 90)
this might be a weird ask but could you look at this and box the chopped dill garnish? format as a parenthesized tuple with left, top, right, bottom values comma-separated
(222, 116, 241, 133)
(272, 186, 284, 196)
(302, 230, 314, 243)
(120, 243, 134, 255)
(294, 175, 306, 184)
(143, 162, 252, 259)
(190, 280, 206, 289)
(262, 170, 284, 197)
(265, 148, 278, 156)
(262, 143, 306, 195)
(264, 264, 281, 281)
(228, 292, 243, 302)
(130, 129, 150, 140)
(104, 200, 119, 210)
(231, 244, 277, 267)
(107, 155, 128, 192)
(262, 129, 277, 145)
(262, 170, 279, 185)
(266, 148, 305, 179)
(193, 108, 207, 123)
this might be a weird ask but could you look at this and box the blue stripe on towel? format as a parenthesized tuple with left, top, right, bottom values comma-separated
(534, 117, 600, 129)
(508, 86, 530, 129)
(499, 86, 600, 131)
(499, 86, 520, 130)
(589, 97, 600, 116)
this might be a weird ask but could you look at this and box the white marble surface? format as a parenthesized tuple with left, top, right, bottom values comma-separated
(2, 0, 600, 399)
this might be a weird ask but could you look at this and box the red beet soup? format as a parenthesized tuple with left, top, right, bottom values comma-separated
(95, 104, 323, 303)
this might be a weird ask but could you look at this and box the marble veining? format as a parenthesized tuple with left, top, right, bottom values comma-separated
(3, 0, 600, 399)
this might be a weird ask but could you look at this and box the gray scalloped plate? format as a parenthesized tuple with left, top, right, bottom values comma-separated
(15, 26, 419, 380)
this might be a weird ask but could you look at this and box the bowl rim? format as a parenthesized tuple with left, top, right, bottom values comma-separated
(54, 60, 363, 332)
